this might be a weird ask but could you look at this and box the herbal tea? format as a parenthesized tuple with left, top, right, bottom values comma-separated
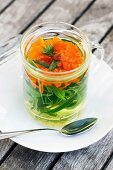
(23, 36, 87, 126)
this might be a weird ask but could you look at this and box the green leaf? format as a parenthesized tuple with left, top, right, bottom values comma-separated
(44, 93, 77, 115)
(51, 86, 65, 100)
(42, 45, 53, 57)
(64, 83, 78, 90)
(34, 60, 50, 68)
(37, 97, 47, 107)
(61, 118, 98, 135)
(45, 86, 53, 93)
(66, 101, 77, 109)
(44, 96, 53, 105)
(49, 60, 58, 71)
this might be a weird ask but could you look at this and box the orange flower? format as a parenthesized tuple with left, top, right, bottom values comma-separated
(25, 36, 83, 92)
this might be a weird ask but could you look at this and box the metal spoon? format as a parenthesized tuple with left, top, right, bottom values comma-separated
(0, 118, 97, 140)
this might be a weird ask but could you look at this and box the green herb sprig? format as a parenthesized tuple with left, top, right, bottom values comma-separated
(25, 73, 87, 116)
(33, 60, 50, 68)
(49, 60, 58, 70)
(42, 45, 54, 57)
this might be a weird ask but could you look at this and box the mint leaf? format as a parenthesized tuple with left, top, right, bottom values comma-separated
(49, 60, 58, 71)
(42, 45, 53, 57)
(51, 86, 65, 100)
(34, 60, 50, 68)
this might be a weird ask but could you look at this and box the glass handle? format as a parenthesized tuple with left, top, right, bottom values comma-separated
(91, 42, 104, 73)
(0, 34, 22, 65)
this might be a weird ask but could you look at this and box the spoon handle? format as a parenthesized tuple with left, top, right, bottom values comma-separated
(0, 128, 57, 140)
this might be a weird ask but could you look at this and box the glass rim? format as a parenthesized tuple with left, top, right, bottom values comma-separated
(20, 22, 91, 76)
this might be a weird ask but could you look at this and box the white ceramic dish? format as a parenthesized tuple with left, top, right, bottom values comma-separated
(0, 54, 113, 153)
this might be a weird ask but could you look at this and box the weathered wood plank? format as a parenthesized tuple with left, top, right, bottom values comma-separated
(0, 0, 53, 39)
(0, 0, 14, 12)
(101, 28, 113, 69)
(0, 0, 95, 165)
(53, 130, 113, 170)
(0, 139, 15, 162)
(0, 145, 59, 170)
(106, 161, 113, 170)
(76, 0, 113, 42)
(105, 146, 113, 170)
(34, 0, 95, 24)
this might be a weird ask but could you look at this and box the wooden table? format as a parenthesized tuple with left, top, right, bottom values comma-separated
(0, 0, 113, 169)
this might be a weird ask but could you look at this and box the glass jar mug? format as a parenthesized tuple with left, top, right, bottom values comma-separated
(0, 22, 104, 126)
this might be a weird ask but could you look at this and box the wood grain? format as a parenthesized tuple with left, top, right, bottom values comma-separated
(53, 130, 113, 170)
(0, 139, 15, 162)
(0, 0, 14, 12)
(0, 0, 53, 39)
(102, 29, 113, 69)
(34, 0, 94, 24)
(106, 160, 113, 170)
(0, 145, 59, 170)
(76, 0, 113, 42)
(105, 138, 113, 170)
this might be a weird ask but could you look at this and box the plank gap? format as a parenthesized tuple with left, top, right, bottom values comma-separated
(99, 24, 113, 43)
(0, 142, 17, 165)
(20, 0, 56, 34)
(71, 0, 97, 25)
(0, 0, 16, 15)
(47, 153, 64, 170)
(100, 149, 113, 170)
(90, 24, 113, 54)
